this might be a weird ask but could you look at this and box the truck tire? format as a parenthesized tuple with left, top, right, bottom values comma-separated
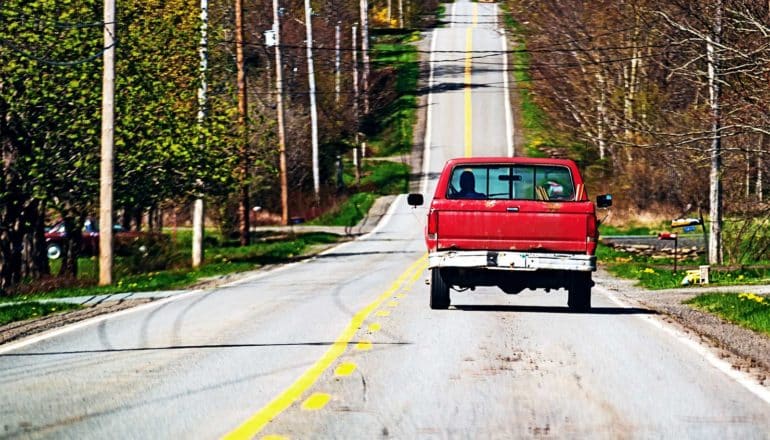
(568, 273, 592, 312)
(47, 243, 62, 260)
(430, 268, 451, 310)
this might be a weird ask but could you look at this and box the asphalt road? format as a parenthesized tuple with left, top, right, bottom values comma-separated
(2, 1, 769, 439)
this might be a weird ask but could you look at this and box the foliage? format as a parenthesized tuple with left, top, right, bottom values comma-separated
(686, 293, 770, 336)
(309, 192, 378, 227)
(3, 232, 342, 301)
(503, 0, 770, 249)
(367, 32, 420, 157)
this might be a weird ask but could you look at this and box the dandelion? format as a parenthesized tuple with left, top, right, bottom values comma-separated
(738, 293, 767, 305)
(643, 268, 656, 274)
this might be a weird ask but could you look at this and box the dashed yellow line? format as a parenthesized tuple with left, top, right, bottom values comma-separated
(355, 340, 373, 351)
(367, 322, 382, 332)
(334, 362, 357, 377)
(375, 310, 391, 317)
(301, 393, 331, 411)
(223, 255, 427, 439)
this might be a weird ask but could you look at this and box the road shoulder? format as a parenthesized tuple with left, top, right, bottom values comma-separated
(596, 267, 770, 385)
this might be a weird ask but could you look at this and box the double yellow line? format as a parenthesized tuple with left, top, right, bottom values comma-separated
(223, 255, 428, 439)
(464, 3, 478, 157)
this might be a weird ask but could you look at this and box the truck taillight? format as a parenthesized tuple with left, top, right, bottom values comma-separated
(427, 209, 438, 238)
(586, 215, 597, 241)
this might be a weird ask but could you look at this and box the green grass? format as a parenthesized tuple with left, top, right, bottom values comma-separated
(598, 243, 770, 289)
(3, 232, 342, 302)
(599, 224, 659, 236)
(309, 192, 378, 227)
(686, 293, 770, 336)
(311, 160, 408, 226)
(499, 7, 552, 157)
(369, 33, 419, 157)
(0, 302, 81, 326)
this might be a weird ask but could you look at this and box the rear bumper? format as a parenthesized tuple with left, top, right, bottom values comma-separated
(428, 250, 596, 272)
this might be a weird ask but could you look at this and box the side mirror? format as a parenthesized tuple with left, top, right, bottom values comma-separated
(407, 193, 424, 207)
(596, 194, 612, 208)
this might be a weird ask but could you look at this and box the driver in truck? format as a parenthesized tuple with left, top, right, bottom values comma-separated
(457, 170, 486, 199)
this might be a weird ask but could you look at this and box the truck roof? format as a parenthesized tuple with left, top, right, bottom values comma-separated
(443, 156, 578, 167)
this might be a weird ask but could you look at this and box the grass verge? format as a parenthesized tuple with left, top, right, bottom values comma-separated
(310, 159, 408, 226)
(598, 244, 770, 289)
(4, 232, 342, 303)
(686, 293, 770, 337)
(368, 32, 419, 157)
(0, 302, 82, 326)
(499, 5, 551, 157)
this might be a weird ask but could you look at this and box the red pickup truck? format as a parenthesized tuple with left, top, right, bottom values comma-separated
(409, 157, 611, 311)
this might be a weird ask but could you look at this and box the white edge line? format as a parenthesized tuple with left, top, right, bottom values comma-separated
(603, 287, 770, 405)
(501, 28, 514, 157)
(0, 197, 406, 355)
(421, 29, 438, 196)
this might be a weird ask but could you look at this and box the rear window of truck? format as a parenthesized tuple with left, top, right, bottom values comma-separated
(446, 164, 577, 201)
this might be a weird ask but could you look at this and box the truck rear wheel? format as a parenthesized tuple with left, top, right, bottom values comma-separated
(568, 273, 592, 312)
(430, 268, 451, 310)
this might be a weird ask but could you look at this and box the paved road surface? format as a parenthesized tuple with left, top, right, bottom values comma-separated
(1, 1, 769, 439)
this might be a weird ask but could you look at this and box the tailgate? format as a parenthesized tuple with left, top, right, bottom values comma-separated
(435, 199, 593, 253)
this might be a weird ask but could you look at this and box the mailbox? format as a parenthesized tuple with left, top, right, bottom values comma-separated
(671, 218, 702, 228)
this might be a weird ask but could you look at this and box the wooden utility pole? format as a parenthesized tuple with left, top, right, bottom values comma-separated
(360, 0, 370, 116)
(99, 0, 116, 286)
(305, 0, 320, 204)
(274, 0, 289, 225)
(335, 22, 341, 104)
(235, 0, 250, 246)
(352, 24, 361, 183)
(707, 0, 723, 265)
(360, 0, 370, 158)
(193, 0, 209, 268)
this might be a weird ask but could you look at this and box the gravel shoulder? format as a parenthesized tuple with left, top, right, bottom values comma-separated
(595, 267, 770, 385)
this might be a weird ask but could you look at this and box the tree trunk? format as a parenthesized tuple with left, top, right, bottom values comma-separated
(758, 134, 767, 202)
(239, 185, 250, 246)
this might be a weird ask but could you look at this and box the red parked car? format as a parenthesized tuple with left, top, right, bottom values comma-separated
(45, 219, 144, 259)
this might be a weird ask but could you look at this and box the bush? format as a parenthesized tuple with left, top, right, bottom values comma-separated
(116, 233, 177, 274)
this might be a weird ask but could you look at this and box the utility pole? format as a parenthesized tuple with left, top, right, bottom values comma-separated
(352, 24, 361, 183)
(193, 0, 208, 268)
(274, 0, 289, 225)
(305, 0, 320, 203)
(360, 0, 370, 116)
(335, 22, 341, 104)
(707, 0, 723, 265)
(235, 0, 250, 246)
(360, 0, 370, 158)
(99, 0, 116, 286)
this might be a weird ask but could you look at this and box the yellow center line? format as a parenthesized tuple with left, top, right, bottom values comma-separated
(223, 255, 428, 439)
(301, 393, 331, 411)
(334, 362, 357, 377)
(464, 27, 473, 158)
